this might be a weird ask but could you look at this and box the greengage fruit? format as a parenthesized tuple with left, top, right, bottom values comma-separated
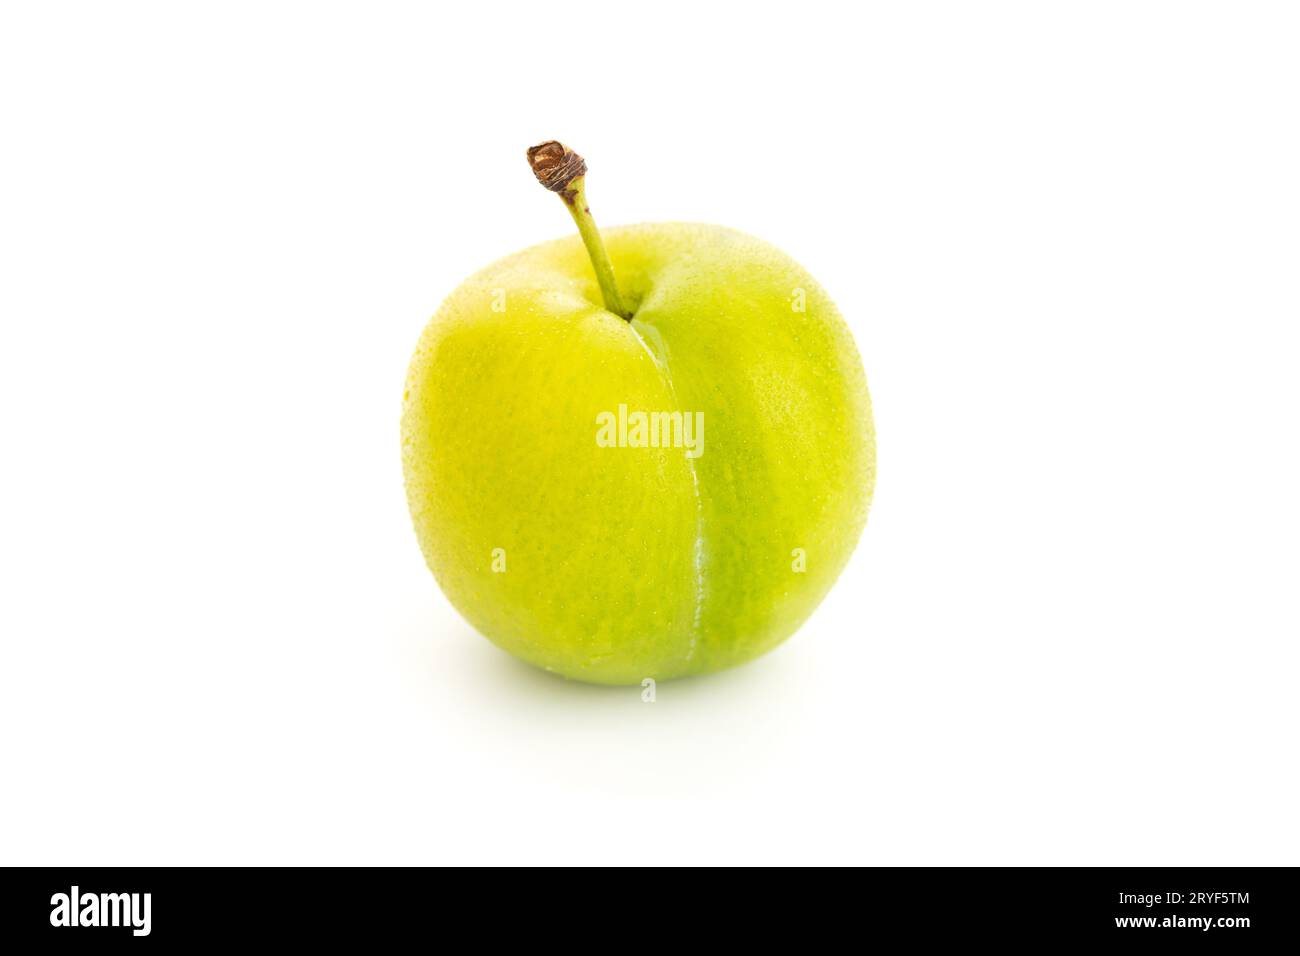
(402, 142, 875, 684)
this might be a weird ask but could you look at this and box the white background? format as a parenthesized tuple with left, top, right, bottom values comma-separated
(1, 2, 1297, 866)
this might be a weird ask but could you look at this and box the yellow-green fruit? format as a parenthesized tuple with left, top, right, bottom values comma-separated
(402, 222, 874, 684)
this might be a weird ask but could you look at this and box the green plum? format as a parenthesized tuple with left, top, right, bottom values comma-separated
(402, 142, 875, 685)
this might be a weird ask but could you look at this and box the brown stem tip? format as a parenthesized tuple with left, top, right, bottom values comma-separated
(526, 140, 587, 194)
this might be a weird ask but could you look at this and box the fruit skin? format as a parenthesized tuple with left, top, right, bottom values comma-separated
(402, 223, 875, 685)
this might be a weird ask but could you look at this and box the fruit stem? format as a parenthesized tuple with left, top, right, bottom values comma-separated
(526, 141, 631, 320)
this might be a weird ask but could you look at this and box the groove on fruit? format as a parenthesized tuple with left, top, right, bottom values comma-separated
(628, 318, 706, 667)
